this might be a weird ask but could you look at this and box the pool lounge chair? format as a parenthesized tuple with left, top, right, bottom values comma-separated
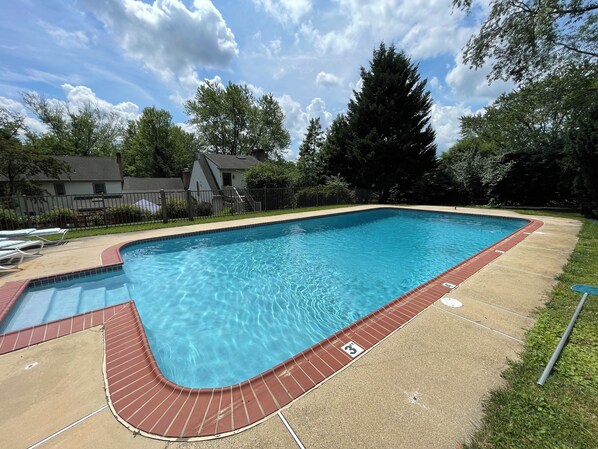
(0, 229, 36, 238)
(28, 228, 69, 245)
(0, 249, 25, 270)
(0, 239, 44, 254)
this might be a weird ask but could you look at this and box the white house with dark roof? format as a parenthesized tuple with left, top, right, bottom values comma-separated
(189, 153, 260, 193)
(32, 155, 124, 196)
(189, 153, 262, 212)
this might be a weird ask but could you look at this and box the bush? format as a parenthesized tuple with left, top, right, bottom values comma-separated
(197, 201, 213, 217)
(105, 205, 150, 224)
(35, 208, 77, 227)
(0, 208, 25, 230)
(295, 182, 355, 208)
(165, 199, 188, 219)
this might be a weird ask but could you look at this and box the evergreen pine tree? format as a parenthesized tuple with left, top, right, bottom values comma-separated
(325, 43, 437, 202)
(297, 117, 325, 186)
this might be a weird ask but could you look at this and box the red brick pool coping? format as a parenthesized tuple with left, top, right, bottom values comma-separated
(0, 212, 543, 440)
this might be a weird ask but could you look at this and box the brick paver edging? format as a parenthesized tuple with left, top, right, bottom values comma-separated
(0, 209, 543, 440)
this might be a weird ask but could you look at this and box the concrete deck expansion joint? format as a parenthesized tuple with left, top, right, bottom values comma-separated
(0, 206, 580, 448)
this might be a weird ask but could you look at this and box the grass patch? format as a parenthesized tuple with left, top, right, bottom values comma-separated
(464, 212, 598, 449)
(56, 205, 356, 240)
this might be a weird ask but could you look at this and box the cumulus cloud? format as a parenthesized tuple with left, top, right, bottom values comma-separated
(296, 0, 473, 60)
(430, 102, 478, 153)
(61, 84, 140, 121)
(80, 0, 238, 79)
(253, 0, 312, 24)
(445, 52, 514, 102)
(315, 71, 342, 87)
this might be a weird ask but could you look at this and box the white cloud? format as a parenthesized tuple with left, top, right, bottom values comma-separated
(315, 71, 342, 87)
(431, 102, 478, 153)
(253, 0, 312, 24)
(61, 84, 140, 121)
(445, 52, 514, 102)
(296, 0, 473, 60)
(81, 0, 238, 79)
(39, 22, 90, 48)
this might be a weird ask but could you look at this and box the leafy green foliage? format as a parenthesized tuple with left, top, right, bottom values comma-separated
(464, 216, 598, 449)
(34, 208, 77, 227)
(452, 0, 598, 83)
(105, 205, 151, 225)
(297, 117, 326, 186)
(244, 161, 299, 189)
(566, 102, 598, 216)
(442, 69, 597, 207)
(122, 107, 197, 177)
(295, 181, 355, 208)
(22, 92, 124, 156)
(322, 43, 437, 203)
(0, 107, 71, 196)
(0, 208, 25, 230)
(185, 81, 290, 159)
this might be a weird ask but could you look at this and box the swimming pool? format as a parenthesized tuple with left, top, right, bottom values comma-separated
(0, 208, 527, 388)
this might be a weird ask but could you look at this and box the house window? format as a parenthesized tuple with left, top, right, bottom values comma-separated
(93, 183, 107, 194)
(54, 183, 66, 196)
(222, 172, 232, 187)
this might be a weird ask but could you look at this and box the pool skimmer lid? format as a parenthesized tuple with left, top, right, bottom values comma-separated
(441, 298, 463, 308)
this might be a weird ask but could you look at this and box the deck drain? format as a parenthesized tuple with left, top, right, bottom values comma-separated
(24, 361, 38, 370)
(442, 282, 457, 289)
(441, 298, 463, 308)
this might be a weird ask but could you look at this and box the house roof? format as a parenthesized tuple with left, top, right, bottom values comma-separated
(198, 153, 221, 195)
(203, 153, 260, 170)
(30, 156, 122, 182)
(123, 177, 183, 192)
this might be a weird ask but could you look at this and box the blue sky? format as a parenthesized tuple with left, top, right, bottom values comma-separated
(0, 0, 513, 159)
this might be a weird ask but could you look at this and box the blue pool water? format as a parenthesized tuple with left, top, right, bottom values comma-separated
(0, 209, 527, 387)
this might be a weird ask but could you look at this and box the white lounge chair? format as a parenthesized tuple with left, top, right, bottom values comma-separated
(28, 228, 69, 245)
(0, 239, 44, 254)
(0, 229, 36, 238)
(0, 249, 25, 270)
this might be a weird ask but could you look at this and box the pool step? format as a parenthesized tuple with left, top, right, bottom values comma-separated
(79, 287, 107, 313)
(44, 287, 83, 323)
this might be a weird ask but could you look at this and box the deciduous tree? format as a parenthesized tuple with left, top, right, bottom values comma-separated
(185, 81, 290, 159)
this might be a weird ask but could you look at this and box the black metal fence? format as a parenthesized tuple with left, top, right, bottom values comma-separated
(0, 187, 372, 230)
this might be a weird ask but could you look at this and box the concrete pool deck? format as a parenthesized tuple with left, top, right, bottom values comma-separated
(0, 205, 581, 448)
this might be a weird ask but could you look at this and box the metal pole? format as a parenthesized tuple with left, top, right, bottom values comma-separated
(537, 292, 590, 386)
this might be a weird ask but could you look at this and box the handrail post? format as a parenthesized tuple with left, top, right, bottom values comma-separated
(537, 292, 590, 385)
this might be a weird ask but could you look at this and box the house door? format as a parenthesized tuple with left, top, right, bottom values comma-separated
(223, 172, 232, 187)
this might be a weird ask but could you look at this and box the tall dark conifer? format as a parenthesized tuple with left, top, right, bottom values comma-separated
(326, 43, 437, 202)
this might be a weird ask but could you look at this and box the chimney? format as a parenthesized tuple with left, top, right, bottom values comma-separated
(115, 152, 124, 187)
(251, 148, 266, 162)
(182, 168, 191, 190)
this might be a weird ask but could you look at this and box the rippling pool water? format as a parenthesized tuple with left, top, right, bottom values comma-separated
(121, 208, 525, 387)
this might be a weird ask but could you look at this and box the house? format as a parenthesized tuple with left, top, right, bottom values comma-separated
(122, 176, 185, 213)
(33, 155, 124, 197)
(189, 153, 262, 212)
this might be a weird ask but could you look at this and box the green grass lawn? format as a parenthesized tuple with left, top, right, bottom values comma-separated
(464, 211, 598, 449)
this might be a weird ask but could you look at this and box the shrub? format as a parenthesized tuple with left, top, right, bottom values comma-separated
(105, 205, 150, 224)
(197, 201, 213, 217)
(165, 199, 188, 219)
(35, 208, 77, 227)
(0, 208, 25, 230)
(244, 161, 300, 188)
(295, 183, 355, 207)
